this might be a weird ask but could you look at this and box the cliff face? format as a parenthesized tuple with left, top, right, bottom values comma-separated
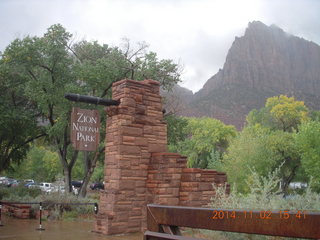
(167, 21, 320, 129)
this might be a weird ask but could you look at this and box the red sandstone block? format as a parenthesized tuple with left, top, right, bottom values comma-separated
(134, 115, 148, 125)
(136, 188, 146, 194)
(130, 123, 144, 128)
(172, 174, 181, 180)
(121, 126, 143, 136)
(107, 145, 118, 152)
(152, 125, 166, 132)
(180, 174, 196, 182)
(119, 145, 141, 154)
(135, 137, 148, 146)
(135, 180, 146, 187)
(114, 205, 132, 212)
(119, 180, 135, 190)
(199, 183, 213, 191)
(122, 135, 135, 143)
(124, 191, 135, 198)
(127, 227, 141, 233)
(146, 183, 158, 188)
(106, 133, 114, 142)
(143, 126, 153, 134)
(135, 95, 143, 104)
(118, 160, 131, 169)
(120, 97, 136, 107)
(142, 79, 160, 86)
(128, 219, 141, 228)
(130, 209, 142, 217)
(148, 144, 167, 153)
(183, 168, 201, 173)
(141, 152, 151, 159)
(158, 183, 172, 188)
(115, 212, 129, 222)
(157, 197, 179, 205)
(110, 221, 128, 229)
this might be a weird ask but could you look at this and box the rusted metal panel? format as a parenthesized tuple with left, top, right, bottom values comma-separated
(70, 107, 100, 151)
(160, 225, 181, 235)
(147, 204, 320, 239)
(147, 205, 160, 232)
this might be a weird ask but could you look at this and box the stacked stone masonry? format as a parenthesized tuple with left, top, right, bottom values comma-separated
(2, 204, 31, 219)
(95, 79, 228, 235)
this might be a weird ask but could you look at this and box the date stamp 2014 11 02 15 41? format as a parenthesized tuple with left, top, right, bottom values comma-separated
(211, 210, 308, 220)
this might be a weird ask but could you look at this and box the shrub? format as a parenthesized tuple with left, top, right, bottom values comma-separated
(33, 193, 96, 220)
(203, 168, 320, 240)
(0, 186, 41, 201)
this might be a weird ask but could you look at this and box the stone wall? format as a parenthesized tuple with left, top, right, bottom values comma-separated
(95, 79, 228, 235)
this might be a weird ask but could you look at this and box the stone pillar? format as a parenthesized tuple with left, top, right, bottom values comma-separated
(95, 79, 167, 235)
(95, 78, 229, 235)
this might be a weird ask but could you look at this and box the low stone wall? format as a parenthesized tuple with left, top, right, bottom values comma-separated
(148, 152, 229, 207)
(2, 204, 31, 219)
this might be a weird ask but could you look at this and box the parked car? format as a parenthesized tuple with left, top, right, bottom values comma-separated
(24, 179, 34, 184)
(71, 180, 82, 188)
(6, 179, 19, 187)
(0, 176, 9, 186)
(48, 185, 65, 194)
(26, 182, 39, 188)
(90, 182, 104, 190)
(39, 182, 53, 193)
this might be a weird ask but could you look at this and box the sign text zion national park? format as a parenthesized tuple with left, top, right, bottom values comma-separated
(71, 107, 100, 151)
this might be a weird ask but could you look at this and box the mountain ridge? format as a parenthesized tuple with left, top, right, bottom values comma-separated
(164, 21, 320, 129)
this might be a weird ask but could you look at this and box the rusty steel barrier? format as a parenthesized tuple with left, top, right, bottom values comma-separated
(145, 204, 320, 240)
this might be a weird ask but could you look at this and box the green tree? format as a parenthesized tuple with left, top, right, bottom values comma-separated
(175, 117, 236, 168)
(2, 24, 181, 195)
(3, 24, 81, 192)
(8, 145, 61, 182)
(223, 124, 301, 194)
(296, 121, 320, 192)
(165, 115, 188, 151)
(310, 110, 320, 122)
(0, 56, 45, 173)
(222, 125, 271, 193)
(72, 39, 181, 196)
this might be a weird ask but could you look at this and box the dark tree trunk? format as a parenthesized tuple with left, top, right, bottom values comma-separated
(57, 136, 79, 193)
(78, 147, 104, 197)
(63, 165, 72, 193)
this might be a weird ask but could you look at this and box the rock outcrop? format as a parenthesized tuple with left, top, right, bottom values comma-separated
(164, 21, 320, 129)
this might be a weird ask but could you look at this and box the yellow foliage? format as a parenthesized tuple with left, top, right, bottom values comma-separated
(266, 95, 309, 131)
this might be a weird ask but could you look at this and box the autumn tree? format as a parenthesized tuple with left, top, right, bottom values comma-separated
(247, 95, 309, 131)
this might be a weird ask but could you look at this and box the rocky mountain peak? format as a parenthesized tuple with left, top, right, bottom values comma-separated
(165, 21, 320, 129)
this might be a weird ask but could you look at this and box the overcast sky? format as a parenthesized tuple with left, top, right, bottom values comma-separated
(1, 0, 319, 92)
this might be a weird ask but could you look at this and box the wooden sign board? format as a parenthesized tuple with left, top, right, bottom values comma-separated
(71, 107, 100, 151)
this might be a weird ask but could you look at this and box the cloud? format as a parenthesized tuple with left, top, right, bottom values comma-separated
(0, 0, 319, 92)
